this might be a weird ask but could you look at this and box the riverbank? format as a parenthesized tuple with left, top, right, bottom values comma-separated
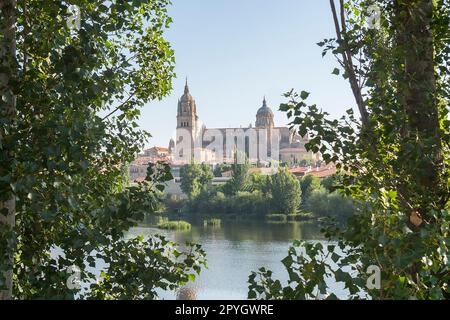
(163, 169, 354, 224)
(146, 211, 319, 230)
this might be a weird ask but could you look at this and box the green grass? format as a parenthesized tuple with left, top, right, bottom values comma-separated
(157, 220, 191, 230)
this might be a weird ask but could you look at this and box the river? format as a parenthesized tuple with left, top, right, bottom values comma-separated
(124, 220, 350, 300)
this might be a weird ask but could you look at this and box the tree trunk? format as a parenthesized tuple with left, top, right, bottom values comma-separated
(0, 0, 17, 300)
(395, 0, 445, 218)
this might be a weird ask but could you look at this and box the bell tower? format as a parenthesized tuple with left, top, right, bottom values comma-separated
(176, 78, 199, 162)
(177, 78, 198, 134)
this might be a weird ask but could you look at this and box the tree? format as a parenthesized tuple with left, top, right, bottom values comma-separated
(299, 175, 321, 203)
(248, 172, 270, 194)
(0, 0, 206, 300)
(180, 162, 213, 198)
(87, 235, 206, 300)
(269, 168, 301, 215)
(321, 173, 344, 193)
(305, 187, 354, 221)
(213, 165, 222, 177)
(0, 0, 17, 300)
(199, 164, 214, 186)
(212, 163, 232, 177)
(223, 151, 250, 196)
(253, 0, 450, 299)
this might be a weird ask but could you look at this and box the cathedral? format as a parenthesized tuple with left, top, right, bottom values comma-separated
(171, 80, 317, 166)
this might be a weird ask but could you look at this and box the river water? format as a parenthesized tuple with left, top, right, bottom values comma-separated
(124, 220, 350, 300)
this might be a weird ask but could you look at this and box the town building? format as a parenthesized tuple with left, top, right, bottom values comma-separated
(129, 147, 172, 181)
(174, 80, 318, 166)
(128, 80, 332, 183)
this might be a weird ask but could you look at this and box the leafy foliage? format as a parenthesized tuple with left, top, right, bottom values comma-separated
(182, 169, 353, 219)
(223, 151, 251, 196)
(157, 220, 192, 230)
(321, 173, 345, 193)
(213, 163, 232, 178)
(88, 235, 205, 300)
(1, 0, 207, 299)
(185, 189, 271, 217)
(248, 241, 354, 300)
(305, 188, 355, 221)
(299, 175, 321, 203)
(269, 168, 301, 215)
(250, 0, 450, 299)
(179, 162, 213, 198)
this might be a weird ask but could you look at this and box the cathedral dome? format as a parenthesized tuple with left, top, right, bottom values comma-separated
(255, 97, 274, 128)
(256, 97, 274, 117)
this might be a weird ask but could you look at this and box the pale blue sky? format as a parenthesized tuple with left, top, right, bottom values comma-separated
(140, 0, 355, 148)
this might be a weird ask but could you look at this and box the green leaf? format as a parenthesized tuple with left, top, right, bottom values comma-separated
(300, 91, 310, 100)
(331, 253, 340, 263)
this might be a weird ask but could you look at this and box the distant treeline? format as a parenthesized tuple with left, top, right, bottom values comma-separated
(163, 157, 355, 222)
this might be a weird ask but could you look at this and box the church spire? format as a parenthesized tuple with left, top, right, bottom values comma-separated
(263, 96, 267, 106)
(184, 77, 189, 94)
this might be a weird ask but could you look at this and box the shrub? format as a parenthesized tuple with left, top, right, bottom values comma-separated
(157, 220, 192, 230)
(186, 189, 270, 216)
(305, 189, 354, 221)
(164, 194, 186, 213)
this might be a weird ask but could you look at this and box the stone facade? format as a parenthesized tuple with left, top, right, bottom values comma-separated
(174, 81, 317, 165)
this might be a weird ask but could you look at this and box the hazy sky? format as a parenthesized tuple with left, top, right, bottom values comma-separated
(140, 0, 356, 148)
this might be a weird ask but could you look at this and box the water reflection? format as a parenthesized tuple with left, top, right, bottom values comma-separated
(176, 286, 198, 300)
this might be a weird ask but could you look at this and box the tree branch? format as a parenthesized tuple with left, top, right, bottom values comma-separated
(330, 0, 368, 125)
(101, 92, 135, 120)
